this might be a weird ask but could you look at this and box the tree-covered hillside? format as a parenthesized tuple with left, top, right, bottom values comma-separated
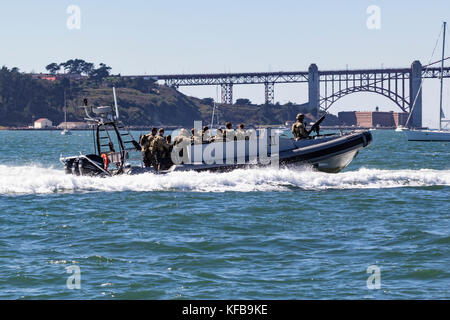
(0, 65, 202, 126)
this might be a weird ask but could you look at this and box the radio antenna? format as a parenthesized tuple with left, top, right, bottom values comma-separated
(113, 87, 119, 119)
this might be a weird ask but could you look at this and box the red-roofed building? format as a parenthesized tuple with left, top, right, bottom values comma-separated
(30, 73, 85, 81)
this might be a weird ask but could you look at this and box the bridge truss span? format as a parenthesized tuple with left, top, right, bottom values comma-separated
(126, 62, 450, 127)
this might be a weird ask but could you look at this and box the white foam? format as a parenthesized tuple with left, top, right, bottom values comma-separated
(0, 164, 449, 194)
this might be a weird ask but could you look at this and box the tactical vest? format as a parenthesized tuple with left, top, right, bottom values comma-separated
(150, 135, 165, 153)
(292, 121, 308, 140)
(140, 134, 155, 152)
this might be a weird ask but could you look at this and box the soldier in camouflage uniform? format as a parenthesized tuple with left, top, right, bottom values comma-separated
(291, 113, 309, 140)
(140, 128, 157, 167)
(150, 128, 172, 170)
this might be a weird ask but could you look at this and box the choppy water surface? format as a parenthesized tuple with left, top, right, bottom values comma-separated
(0, 130, 449, 299)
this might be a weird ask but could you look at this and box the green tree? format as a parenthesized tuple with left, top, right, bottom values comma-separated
(200, 97, 214, 106)
(46, 63, 60, 74)
(60, 59, 94, 75)
(91, 63, 112, 82)
(235, 98, 251, 105)
(81, 62, 95, 76)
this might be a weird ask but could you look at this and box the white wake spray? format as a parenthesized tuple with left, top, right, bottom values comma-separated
(0, 164, 450, 194)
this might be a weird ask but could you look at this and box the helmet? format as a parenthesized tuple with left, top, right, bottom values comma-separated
(179, 128, 190, 137)
(296, 113, 304, 120)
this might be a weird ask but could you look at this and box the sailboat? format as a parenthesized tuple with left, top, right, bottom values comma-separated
(395, 125, 407, 132)
(61, 91, 71, 135)
(404, 21, 450, 141)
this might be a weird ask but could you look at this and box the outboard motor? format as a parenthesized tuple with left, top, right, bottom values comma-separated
(78, 154, 105, 176)
(59, 88, 140, 177)
(78, 158, 87, 176)
(71, 158, 80, 176)
(64, 158, 75, 175)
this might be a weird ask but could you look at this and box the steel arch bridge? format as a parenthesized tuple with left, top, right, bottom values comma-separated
(318, 70, 413, 113)
(320, 85, 409, 112)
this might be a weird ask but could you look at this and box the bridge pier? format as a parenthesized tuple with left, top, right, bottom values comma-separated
(221, 83, 233, 104)
(409, 60, 423, 128)
(308, 64, 320, 117)
(264, 82, 275, 105)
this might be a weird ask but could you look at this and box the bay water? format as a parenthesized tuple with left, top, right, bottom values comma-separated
(0, 130, 449, 299)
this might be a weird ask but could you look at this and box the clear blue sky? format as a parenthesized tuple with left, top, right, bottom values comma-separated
(1, 0, 449, 127)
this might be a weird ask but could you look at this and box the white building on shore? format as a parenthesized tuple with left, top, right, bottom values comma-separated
(34, 118, 53, 129)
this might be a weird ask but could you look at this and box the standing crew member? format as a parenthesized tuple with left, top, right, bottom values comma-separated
(140, 127, 157, 167)
(159, 135, 173, 170)
(291, 113, 309, 140)
(150, 128, 171, 170)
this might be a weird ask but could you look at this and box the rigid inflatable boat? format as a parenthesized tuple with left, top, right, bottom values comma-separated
(60, 89, 372, 176)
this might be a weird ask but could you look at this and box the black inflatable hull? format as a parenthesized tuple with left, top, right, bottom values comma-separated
(127, 131, 373, 174)
(62, 131, 372, 176)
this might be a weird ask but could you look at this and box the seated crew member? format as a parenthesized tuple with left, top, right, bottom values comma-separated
(222, 128, 228, 141)
(172, 128, 191, 162)
(173, 128, 190, 146)
(291, 113, 309, 141)
(246, 128, 257, 140)
(235, 123, 246, 140)
(191, 128, 202, 144)
(212, 128, 225, 142)
(224, 122, 235, 141)
(202, 126, 212, 143)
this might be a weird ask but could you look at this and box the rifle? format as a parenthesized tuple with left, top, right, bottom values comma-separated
(307, 112, 327, 136)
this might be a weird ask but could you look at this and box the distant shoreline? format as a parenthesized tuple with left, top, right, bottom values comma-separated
(0, 125, 399, 131)
(0, 126, 189, 131)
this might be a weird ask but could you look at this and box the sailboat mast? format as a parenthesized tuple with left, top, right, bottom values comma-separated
(439, 21, 446, 131)
(64, 90, 67, 129)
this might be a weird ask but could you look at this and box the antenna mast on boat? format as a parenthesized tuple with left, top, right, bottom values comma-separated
(210, 85, 219, 129)
(113, 87, 119, 120)
(211, 101, 216, 129)
(439, 21, 446, 131)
